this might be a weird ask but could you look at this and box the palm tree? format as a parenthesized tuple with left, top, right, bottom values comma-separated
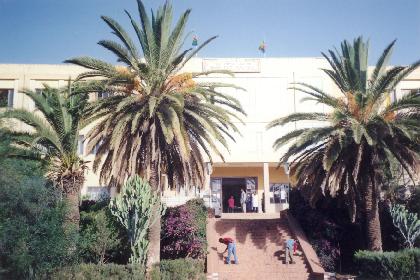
(65, 0, 244, 268)
(0, 82, 91, 226)
(267, 37, 420, 251)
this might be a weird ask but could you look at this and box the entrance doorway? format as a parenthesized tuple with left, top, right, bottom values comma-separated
(210, 177, 258, 213)
(221, 178, 245, 213)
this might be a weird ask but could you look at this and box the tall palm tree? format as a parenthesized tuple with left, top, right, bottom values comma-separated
(65, 0, 244, 268)
(268, 37, 420, 251)
(0, 82, 91, 226)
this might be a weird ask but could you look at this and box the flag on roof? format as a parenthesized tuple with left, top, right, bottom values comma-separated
(258, 41, 266, 54)
(192, 35, 198, 47)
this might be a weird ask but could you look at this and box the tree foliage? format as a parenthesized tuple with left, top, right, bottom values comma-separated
(65, 0, 245, 190)
(0, 82, 94, 225)
(268, 37, 420, 250)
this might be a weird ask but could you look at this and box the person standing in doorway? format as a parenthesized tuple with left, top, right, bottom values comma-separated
(228, 195, 235, 213)
(252, 191, 259, 212)
(280, 187, 287, 203)
(240, 189, 247, 213)
(219, 237, 239, 264)
(246, 192, 252, 212)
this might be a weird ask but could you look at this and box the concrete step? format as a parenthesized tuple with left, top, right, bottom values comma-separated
(207, 217, 312, 280)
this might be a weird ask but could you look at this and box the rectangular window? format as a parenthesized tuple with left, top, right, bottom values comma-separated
(90, 139, 103, 155)
(86, 186, 109, 201)
(269, 183, 289, 204)
(399, 89, 417, 100)
(0, 89, 13, 108)
(78, 135, 84, 155)
(97, 91, 110, 99)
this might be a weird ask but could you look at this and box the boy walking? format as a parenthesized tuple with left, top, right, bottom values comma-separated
(285, 238, 298, 264)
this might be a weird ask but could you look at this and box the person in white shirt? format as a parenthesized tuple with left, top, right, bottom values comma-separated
(280, 188, 287, 203)
(252, 192, 259, 213)
(240, 189, 247, 213)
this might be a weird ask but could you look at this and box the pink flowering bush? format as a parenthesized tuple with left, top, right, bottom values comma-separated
(161, 199, 207, 259)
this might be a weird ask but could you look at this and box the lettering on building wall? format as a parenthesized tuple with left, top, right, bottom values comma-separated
(202, 58, 261, 73)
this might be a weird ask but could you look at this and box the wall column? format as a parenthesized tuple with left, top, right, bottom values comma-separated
(109, 186, 118, 198)
(263, 162, 271, 213)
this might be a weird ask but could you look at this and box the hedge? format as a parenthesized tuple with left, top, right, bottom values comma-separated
(46, 263, 145, 280)
(49, 259, 206, 280)
(354, 248, 420, 280)
(151, 258, 206, 280)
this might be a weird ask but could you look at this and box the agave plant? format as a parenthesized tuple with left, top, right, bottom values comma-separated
(268, 37, 420, 251)
(0, 82, 91, 226)
(66, 0, 244, 267)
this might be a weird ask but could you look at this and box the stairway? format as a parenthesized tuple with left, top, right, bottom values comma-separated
(206, 215, 312, 280)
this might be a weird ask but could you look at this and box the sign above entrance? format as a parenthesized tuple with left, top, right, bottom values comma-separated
(202, 58, 261, 73)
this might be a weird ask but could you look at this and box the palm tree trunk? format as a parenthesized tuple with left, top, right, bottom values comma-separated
(65, 189, 80, 228)
(146, 162, 161, 271)
(362, 176, 382, 251)
(62, 174, 84, 229)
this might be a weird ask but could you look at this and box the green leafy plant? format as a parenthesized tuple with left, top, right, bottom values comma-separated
(150, 258, 205, 280)
(79, 210, 119, 264)
(47, 263, 145, 280)
(0, 157, 77, 279)
(110, 175, 165, 265)
(390, 204, 420, 248)
(354, 249, 420, 280)
(268, 37, 420, 251)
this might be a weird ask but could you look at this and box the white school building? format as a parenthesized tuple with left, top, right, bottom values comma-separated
(1, 58, 419, 214)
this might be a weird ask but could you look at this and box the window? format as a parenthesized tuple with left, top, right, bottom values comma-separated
(35, 88, 44, 95)
(78, 135, 84, 155)
(0, 89, 13, 108)
(269, 183, 289, 204)
(90, 140, 103, 155)
(97, 91, 110, 99)
(90, 142, 100, 155)
(399, 89, 418, 100)
(86, 186, 109, 201)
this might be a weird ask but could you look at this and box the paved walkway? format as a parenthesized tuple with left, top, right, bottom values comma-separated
(207, 215, 312, 280)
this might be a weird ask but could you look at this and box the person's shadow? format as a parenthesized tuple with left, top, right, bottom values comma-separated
(211, 246, 225, 261)
(273, 249, 286, 263)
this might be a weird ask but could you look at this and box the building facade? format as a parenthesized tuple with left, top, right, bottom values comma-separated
(1, 58, 419, 213)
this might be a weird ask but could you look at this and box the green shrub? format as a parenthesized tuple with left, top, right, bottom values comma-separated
(79, 200, 131, 264)
(151, 258, 206, 280)
(0, 157, 78, 279)
(79, 209, 119, 264)
(354, 248, 420, 279)
(46, 263, 145, 280)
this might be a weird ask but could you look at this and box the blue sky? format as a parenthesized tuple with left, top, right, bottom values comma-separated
(0, 0, 419, 65)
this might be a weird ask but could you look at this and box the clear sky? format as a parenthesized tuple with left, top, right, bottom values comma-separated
(0, 0, 419, 65)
